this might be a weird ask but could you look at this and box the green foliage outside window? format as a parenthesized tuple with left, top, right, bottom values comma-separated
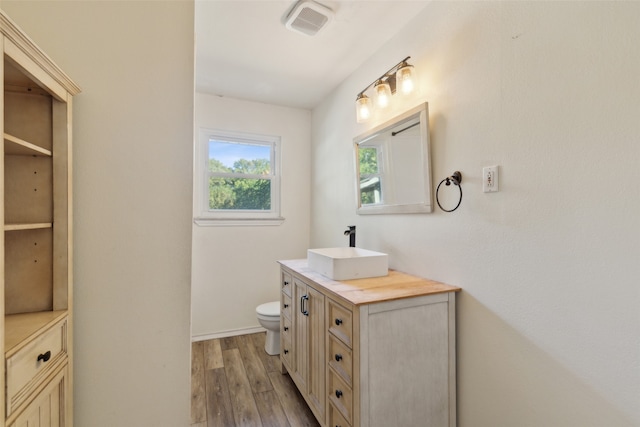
(359, 147, 381, 205)
(209, 158, 271, 210)
(359, 147, 378, 174)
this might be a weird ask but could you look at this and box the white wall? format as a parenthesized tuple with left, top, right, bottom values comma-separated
(312, 2, 639, 426)
(192, 94, 310, 338)
(2, 2, 194, 426)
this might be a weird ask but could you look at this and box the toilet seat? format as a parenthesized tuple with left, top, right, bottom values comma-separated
(256, 301, 280, 317)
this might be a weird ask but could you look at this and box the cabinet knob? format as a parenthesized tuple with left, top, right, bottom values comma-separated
(335, 318, 343, 326)
(284, 326, 289, 331)
(283, 281, 289, 286)
(37, 351, 51, 363)
(334, 354, 343, 362)
(284, 349, 289, 354)
(284, 304, 289, 308)
(335, 389, 343, 399)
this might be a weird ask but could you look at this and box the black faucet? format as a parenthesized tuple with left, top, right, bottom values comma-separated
(344, 226, 356, 247)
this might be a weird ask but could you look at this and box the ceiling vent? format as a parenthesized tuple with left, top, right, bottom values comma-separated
(284, 1, 334, 36)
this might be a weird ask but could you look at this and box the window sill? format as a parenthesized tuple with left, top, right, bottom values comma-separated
(194, 217, 285, 227)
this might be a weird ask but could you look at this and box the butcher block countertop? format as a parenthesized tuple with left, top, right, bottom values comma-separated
(278, 258, 461, 306)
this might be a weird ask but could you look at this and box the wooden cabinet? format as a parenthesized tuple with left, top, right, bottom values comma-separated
(279, 260, 460, 427)
(0, 10, 80, 427)
(280, 271, 325, 424)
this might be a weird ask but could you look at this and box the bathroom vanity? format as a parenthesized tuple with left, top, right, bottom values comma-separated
(279, 259, 460, 427)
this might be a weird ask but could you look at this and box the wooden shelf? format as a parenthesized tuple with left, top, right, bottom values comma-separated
(4, 133, 51, 156)
(4, 310, 67, 356)
(5, 223, 52, 232)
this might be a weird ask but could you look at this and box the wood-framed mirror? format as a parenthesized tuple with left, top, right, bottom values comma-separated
(354, 103, 433, 214)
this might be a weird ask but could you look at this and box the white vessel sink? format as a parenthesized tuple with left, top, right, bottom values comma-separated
(307, 247, 388, 280)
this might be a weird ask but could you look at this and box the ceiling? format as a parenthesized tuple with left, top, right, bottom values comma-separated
(195, 1, 429, 110)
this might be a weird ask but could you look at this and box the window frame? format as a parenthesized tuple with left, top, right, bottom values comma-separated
(194, 128, 283, 226)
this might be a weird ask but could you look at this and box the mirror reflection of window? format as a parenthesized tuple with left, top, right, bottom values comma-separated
(358, 146, 382, 205)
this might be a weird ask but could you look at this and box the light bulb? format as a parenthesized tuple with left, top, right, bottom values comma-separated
(374, 80, 391, 109)
(356, 94, 371, 123)
(396, 63, 415, 95)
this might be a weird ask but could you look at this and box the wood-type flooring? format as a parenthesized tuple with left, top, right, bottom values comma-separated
(191, 332, 320, 427)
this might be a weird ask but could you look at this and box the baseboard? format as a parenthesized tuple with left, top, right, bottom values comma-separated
(192, 325, 266, 342)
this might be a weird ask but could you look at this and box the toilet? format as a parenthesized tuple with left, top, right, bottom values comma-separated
(256, 301, 280, 355)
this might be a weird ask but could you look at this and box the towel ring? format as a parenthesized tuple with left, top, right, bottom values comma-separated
(436, 171, 462, 212)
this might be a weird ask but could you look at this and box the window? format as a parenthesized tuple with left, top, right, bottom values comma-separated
(195, 129, 282, 225)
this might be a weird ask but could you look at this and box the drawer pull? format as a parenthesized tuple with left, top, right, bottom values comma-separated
(284, 326, 289, 331)
(335, 318, 343, 326)
(284, 304, 289, 308)
(335, 389, 343, 398)
(334, 353, 343, 362)
(284, 349, 289, 354)
(37, 351, 52, 363)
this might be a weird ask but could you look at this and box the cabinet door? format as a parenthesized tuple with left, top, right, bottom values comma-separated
(306, 285, 325, 422)
(9, 365, 67, 427)
(365, 296, 451, 427)
(291, 278, 308, 390)
(291, 277, 326, 424)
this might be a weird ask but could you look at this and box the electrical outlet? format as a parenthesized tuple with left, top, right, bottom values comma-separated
(483, 166, 499, 193)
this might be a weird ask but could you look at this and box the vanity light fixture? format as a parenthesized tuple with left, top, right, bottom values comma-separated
(355, 56, 415, 123)
(355, 93, 372, 123)
(374, 79, 392, 109)
(396, 60, 415, 94)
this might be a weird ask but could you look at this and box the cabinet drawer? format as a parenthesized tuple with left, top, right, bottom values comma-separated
(281, 315, 292, 340)
(328, 299, 353, 347)
(329, 402, 351, 427)
(281, 271, 292, 297)
(328, 333, 353, 385)
(6, 317, 67, 416)
(328, 368, 353, 424)
(281, 335, 293, 370)
(281, 293, 292, 319)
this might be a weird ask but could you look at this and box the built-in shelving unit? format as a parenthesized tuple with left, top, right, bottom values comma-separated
(0, 9, 80, 427)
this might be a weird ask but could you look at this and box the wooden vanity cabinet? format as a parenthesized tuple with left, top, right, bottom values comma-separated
(279, 260, 460, 427)
(0, 10, 80, 427)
